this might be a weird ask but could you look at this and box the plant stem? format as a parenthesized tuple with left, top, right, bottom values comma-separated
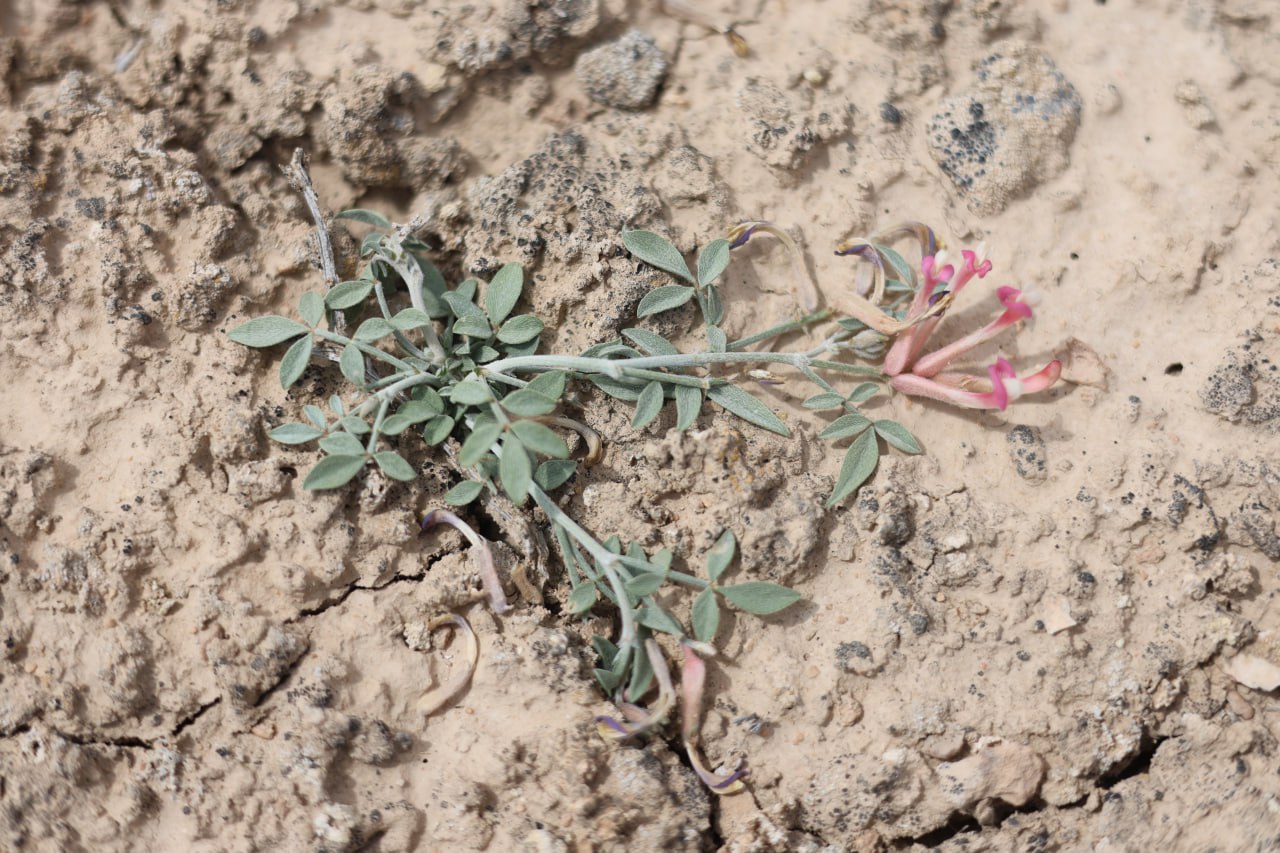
(366, 397, 389, 453)
(809, 359, 885, 378)
(383, 250, 448, 364)
(530, 482, 636, 647)
(616, 367, 712, 389)
(372, 280, 428, 360)
(316, 329, 417, 373)
(355, 372, 439, 416)
(486, 340, 844, 380)
(728, 309, 832, 350)
(618, 554, 709, 589)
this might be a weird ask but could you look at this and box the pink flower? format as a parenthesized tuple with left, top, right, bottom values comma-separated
(890, 357, 1062, 411)
(878, 248, 1061, 411)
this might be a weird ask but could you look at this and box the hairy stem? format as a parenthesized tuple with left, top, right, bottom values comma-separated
(530, 482, 636, 648)
(729, 309, 832, 351)
(315, 329, 417, 373)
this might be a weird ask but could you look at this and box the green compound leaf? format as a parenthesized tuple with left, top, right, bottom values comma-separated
(450, 378, 491, 406)
(623, 229, 693, 283)
(392, 307, 433, 330)
(303, 405, 327, 429)
(319, 432, 365, 456)
(534, 459, 578, 491)
(819, 412, 873, 441)
(395, 400, 441, 424)
(697, 238, 731, 287)
(594, 667, 622, 693)
(374, 451, 417, 481)
(379, 414, 414, 436)
(718, 581, 802, 615)
(338, 415, 369, 435)
(228, 316, 309, 348)
(459, 419, 502, 467)
(443, 291, 484, 320)
(496, 314, 544, 345)
(303, 454, 367, 490)
(827, 428, 879, 508)
(636, 285, 695, 318)
(269, 423, 322, 445)
(705, 529, 736, 581)
(692, 587, 721, 643)
(485, 262, 524, 326)
(674, 385, 701, 431)
(876, 244, 915, 289)
(326, 280, 374, 310)
(511, 420, 570, 458)
(568, 583, 598, 616)
(802, 392, 845, 410)
(703, 284, 725, 326)
(454, 278, 479, 304)
(848, 382, 880, 403)
(329, 395, 345, 415)
(625, 571, 665, 598)
(628, 642, 655, 701)
(502, 388, 558, 417)
(636, 603, 684, 636)
(588, 373, 646, 402)
(279, 334, 313, 390)
(632, 381, 665, 430)
(592, 636, 619, 669)
(499, 437, 532, 503)
(453, 315, 493, 339)
(423, 415, 455, 445)
(622, 328, 679, 356)
(411, 386, 446, 411)
(706, 325, 727, 353)
(359, 232, 382, 258)
(444, 479, 484, 506)
(354, 318, 395, 342)
(339, 343, 366, 387)
(334, 209, 392, 229)
(707, 384, 790, 436)
(525, 371, 568, 401)
(874, 419, 923, 454)
(416, 258, 451, 318)
(298, 292, 325, 327)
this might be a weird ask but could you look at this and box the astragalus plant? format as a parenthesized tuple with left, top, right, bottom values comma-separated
(231, 207, 1059, 790)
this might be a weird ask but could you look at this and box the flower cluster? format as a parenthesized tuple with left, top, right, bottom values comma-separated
(878, 246, 1061, 410)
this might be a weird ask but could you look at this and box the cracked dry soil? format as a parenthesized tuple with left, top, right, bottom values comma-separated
(2, 0, 1280, 850)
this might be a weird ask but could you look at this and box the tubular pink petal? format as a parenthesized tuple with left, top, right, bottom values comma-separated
(889, 372, 1002, 409)
(987, 362, 1011, 410)
(963, 249, 993, 278)
(996, 286, 1033, 320)
(1020, 359, 1062, 394)
(910, 311, 1024, 378)
(882, 330, 921, 377)
(680, 644, 706, 742)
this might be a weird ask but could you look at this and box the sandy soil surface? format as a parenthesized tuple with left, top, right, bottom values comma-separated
(2, 0, 1279, 850)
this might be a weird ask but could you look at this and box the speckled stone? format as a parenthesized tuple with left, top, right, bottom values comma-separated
(926, 41, 1082, 213)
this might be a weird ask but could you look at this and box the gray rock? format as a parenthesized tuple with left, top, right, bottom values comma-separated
(575, 30, 668, 110)
(1006, 424, 1048, 482)
(926, 41, 1082, 213)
